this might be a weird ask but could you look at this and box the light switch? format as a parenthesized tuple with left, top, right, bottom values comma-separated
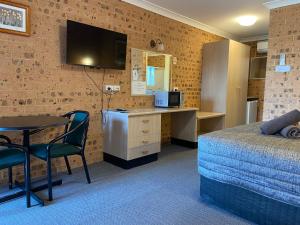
(279, 53, 286, 66)
(276, 53, 291, 73)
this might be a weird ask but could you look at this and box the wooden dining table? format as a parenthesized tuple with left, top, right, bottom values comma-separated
(0, 115, 69, 207)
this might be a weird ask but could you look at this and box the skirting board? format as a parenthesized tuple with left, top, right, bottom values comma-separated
(103, 153, 158, 169)
(171, 138, 198, 149)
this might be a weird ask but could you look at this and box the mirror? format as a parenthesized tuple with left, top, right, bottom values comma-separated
(131, 48, 172, 96)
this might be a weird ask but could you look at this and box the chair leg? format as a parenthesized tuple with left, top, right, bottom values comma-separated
(25, 152, 31, 208)
(64, 156, 72, 175)
(81, 153, 91, 184)
(47, 156, 53, 201)
(8, 167, 13, 189)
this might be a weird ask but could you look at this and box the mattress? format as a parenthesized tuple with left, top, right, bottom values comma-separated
(200, 176, 300, 225)
(198, 123, 300, 206)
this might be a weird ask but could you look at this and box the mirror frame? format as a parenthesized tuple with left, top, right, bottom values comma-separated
(131, 48, 173, 96)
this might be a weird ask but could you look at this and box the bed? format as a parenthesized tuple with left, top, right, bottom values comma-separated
(198, 123, 300, 225)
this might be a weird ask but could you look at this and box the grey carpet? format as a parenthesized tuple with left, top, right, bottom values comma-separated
(0, 145, 253, 225)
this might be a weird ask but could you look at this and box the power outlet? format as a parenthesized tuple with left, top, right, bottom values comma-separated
(105, 85, 114, 92)
(104, 85, 121, 93)
(113, 85, 120, 92)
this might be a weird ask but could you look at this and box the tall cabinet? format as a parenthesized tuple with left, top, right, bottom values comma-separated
(201, 39, 250, 128)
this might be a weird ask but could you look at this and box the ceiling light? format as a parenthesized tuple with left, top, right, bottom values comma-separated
(237, 16, 257, 26)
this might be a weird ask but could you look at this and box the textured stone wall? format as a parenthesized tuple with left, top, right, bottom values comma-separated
(0, 0, 222, 182)
(263, 4, 300, 121)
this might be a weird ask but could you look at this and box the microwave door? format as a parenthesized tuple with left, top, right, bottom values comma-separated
(168, 92, 180, 107)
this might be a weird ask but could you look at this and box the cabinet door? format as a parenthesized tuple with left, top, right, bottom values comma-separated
(201, 40, 229, 113)
(226, 40, 250, 128)
(103, 112, 128, 160)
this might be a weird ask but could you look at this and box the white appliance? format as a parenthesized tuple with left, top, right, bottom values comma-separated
(257, 41, 268, 53)
(246, 98, 258, 124)
(154, 91, 181, 108)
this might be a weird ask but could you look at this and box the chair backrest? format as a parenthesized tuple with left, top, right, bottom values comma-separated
(0, 135, 11, 152)
(64, 111, 89, 147)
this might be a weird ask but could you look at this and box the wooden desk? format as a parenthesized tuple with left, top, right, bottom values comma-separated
(197, 112, 225, 120)
(197, 112, 225, 134)
(103, 107, 198, 169)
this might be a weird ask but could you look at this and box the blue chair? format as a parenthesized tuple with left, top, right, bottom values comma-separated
(30, 111, 91, 201)
(0, 135, 30, 207)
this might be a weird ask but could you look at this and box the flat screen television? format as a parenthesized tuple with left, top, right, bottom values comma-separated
(66, 20, 127, 70)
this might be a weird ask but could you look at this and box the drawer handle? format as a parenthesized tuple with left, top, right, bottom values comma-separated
(142, 150, 149, 155)
(142, 130, 150, 134)
(142, 119, 150, 123)
(142, 140, 149, 144)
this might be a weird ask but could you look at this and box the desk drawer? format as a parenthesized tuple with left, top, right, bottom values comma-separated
(128, 114, 161, 136)
(128, 134, 160, 149)
(127, 142, 160, 160)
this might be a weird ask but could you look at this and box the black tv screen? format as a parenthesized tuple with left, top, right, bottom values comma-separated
(66, 20, 127, 69)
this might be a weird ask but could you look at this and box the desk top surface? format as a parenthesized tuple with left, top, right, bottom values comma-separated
(197, 112, 225, 120)
(107, 107, 199, 116)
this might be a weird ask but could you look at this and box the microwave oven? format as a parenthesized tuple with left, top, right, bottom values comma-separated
(155, 91, 181, 108)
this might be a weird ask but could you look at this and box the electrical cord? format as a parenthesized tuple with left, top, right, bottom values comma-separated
(107, 93, 112, 110)
(83, 67, 118, 126)
(84, 66, 103, 93)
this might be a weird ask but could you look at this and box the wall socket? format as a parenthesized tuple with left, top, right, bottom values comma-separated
(104, 85, 121, 93)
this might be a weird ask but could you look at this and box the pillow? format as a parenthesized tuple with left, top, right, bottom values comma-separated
(260, 109, 300, 135)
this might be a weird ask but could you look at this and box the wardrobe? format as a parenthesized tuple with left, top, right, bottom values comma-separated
(201, 39, 250, 128)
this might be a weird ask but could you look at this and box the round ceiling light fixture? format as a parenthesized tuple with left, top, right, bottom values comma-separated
(237, 16, 257, 26)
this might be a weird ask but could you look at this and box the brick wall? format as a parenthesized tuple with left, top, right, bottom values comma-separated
(0, 0, 222, 182)
(263, 4, 300, 121)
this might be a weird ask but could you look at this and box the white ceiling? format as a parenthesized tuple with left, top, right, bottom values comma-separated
(127, 0, 272, 41)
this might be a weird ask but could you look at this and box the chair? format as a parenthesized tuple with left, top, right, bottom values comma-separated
(30, 111, 91, 201)
(0, 135, 30, 207)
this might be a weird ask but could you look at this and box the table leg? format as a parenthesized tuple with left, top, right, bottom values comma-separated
(23, 130, 47, 207)
(23, 130, 31, 208)
(0, 131, 34, 207)
(19, 130, 61, 207)
(0, 129, 63, 207)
